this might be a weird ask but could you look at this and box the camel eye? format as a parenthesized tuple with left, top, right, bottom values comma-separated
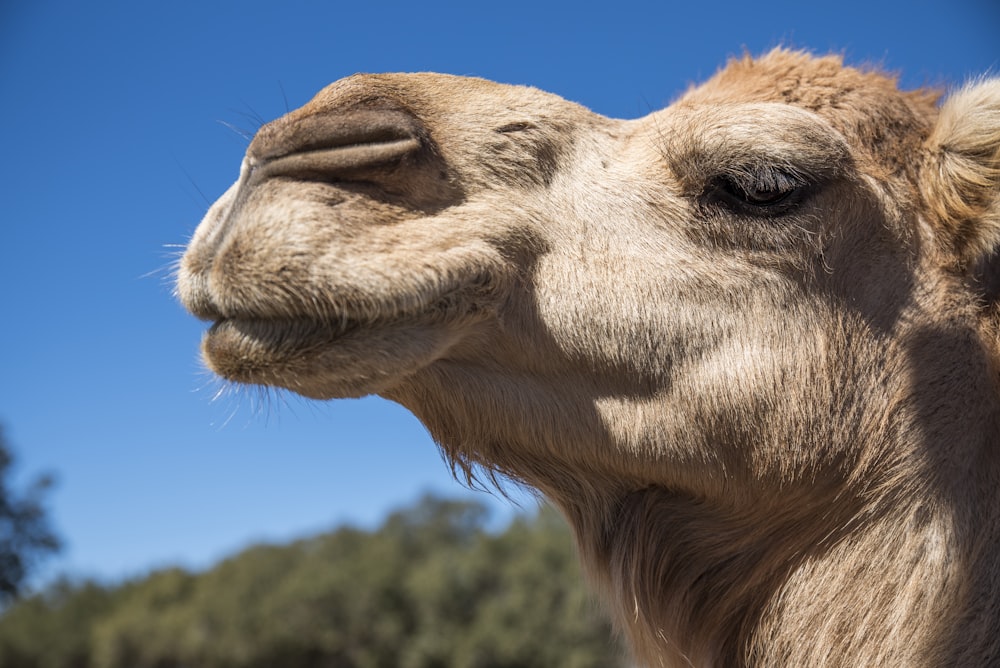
(706, 168, 808, 216)
(496, 122, 534, 134)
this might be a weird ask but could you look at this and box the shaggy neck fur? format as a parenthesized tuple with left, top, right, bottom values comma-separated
(597, 319, 997, 666)
(401, 292, 1000, 667)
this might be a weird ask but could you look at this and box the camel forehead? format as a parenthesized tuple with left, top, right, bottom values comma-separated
(307, 72, 505, 107)
(687, 50, 925, 108)
(678, 50, 940, 173)
(299, 71, 592, 123)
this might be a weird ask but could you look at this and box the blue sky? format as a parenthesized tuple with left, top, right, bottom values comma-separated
(2, 0, 997, 585)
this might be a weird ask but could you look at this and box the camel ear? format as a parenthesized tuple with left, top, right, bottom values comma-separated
(921, 79, 1000, 265)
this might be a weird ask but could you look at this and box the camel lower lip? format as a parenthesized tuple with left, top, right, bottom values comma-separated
(207, 317, 354, 349)
(200, 311, 464, 398)
(201, 317, 359, 386)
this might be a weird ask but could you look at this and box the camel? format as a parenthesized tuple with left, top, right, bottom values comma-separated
(176, 49, 1000, 666)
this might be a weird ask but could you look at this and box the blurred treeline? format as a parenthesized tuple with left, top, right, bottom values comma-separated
(0, 495, 626, 668)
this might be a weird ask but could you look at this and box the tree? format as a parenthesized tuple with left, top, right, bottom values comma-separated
(0, 426, 61, 603)
(0, 494, 625, 667)
(0, 577, 117, 668)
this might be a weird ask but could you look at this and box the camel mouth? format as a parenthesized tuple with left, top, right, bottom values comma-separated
(201, 312, 446, 398)
(199, 272, 499, 393)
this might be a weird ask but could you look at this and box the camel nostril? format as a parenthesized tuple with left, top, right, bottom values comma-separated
(252, 136, 422, 183)
(247, 108, 425, 180)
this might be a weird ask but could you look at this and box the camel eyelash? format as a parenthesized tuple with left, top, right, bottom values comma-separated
(701, 167, 813, 217)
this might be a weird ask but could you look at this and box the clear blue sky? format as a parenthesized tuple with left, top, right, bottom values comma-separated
(2, 0, 997, 586)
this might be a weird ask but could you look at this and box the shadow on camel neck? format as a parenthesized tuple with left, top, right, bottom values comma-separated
(177, 49, 1000, 667)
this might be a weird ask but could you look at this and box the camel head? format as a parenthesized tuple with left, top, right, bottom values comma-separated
(178, 50, 1000, 665)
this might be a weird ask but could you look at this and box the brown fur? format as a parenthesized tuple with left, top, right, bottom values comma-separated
(177, 50, 1000, 666)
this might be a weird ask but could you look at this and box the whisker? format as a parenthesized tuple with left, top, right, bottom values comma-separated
(278, 81, 290, 115)
(138, 263, 175, 282)
(236, 98, 267, 128)
(173, 155, 213, 207)
(189, 367, 316, 432)
(217, 119, 254, 143)
(139, 245, 186, 288)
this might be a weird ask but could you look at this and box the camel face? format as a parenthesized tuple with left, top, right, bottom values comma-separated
(179, 51, 1000, 666)
(183, 66, 873, 379)
(178, 72, 602, 399)
(178, 52, 934, 474)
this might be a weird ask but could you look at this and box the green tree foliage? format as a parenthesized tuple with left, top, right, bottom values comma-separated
(0, 578, 118, 668)
(0, 427, 61, 604)
(0, 495, 625, 668)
